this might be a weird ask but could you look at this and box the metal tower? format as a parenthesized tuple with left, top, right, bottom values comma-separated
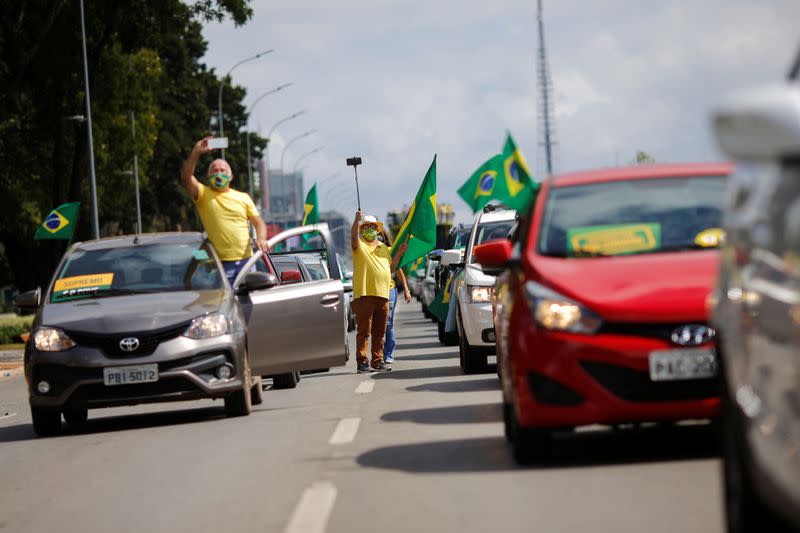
(536, 0, 558, 177)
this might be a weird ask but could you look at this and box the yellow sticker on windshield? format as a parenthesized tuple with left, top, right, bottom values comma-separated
(53, 273, 114, 301)
(567, 223, 661, 256)
(694, 228, 725, 248)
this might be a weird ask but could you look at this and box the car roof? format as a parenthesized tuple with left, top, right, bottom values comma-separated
(73, 232, 205, 251)
(477, 209, 517, 223)
(551, 163, 733, 188)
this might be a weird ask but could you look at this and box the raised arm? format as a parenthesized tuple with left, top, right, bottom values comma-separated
(351, 210, 362, 252)
(391, 236, 409, 273)
(180, 137, 213, 200)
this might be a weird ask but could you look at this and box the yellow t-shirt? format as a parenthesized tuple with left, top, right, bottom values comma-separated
(352, 239, 392, 300)
(194, 183, 258, 261)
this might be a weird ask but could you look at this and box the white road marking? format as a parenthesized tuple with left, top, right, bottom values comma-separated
(0, 412, 17, 423)
(354, 380, 374, 394)
(328, 417, 361, 445)
(283, 481, 337, 533)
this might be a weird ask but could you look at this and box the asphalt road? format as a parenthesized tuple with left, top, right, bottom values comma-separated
(0, 302, 724, 533)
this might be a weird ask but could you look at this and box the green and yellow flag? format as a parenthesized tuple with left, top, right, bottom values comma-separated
(34, 202, 80, 240)
(302, 183, 319, 226)
(457, 154, 504, 213)
(391, 155, 438, 270)
(495, 132, 539, 212)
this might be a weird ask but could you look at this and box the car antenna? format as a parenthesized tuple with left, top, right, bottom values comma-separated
(789, 43, 800, 81)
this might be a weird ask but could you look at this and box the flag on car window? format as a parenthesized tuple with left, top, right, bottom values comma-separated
(34, 202, 80, 240)
(391, 155, 438, 270)
(428, 270, 455, 322)
(496, 132, 539, 212)
(457, 154, 504, 213)
(302, 183, 319, 226)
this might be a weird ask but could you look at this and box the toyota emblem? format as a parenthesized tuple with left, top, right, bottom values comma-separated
(119, 337, 140, 352)
(670, 325, 715, 346)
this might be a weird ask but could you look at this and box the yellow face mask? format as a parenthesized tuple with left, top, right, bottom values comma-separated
(360, 227, 377, 243)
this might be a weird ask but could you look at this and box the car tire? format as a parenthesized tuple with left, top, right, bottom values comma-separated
(225, 363, 253, 417)
(273, 372, 299, 390)
(250, 376, 264, 406)
(722, 375, 789, 532)
(437, 321, 447, 345)
(509, 401, 552, 465)
(422, 304, 431, 318)
(457, 308, 488, 374)
(31, 407, 61, 437)
(63, 408, 88, 426)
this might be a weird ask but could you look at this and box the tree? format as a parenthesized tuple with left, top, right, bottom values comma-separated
(631, 150, 656, 165)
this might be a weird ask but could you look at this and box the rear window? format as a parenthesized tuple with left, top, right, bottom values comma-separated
(476, 220, 514, 246)
(538, 175, 727, 258)
(51, 242, 222, 302)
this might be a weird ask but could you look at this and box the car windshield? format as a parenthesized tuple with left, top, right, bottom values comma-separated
(452, 228, 471, 249)
(476, 220, 514, 246)
(51, 242, 223, 302)
(538, 176, 727, 258)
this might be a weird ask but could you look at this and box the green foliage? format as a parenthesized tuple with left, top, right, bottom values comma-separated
(0, 316, 34, 344)
(632, 150, 656, 164)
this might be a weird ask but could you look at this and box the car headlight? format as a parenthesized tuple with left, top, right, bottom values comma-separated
(468, 285, 493, 303)
(524, 281, 602, 334)
(184, 313, 229, 339)
(34, 327, 76, 351)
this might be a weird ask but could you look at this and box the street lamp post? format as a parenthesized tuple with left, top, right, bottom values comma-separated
(292, 146, 324, 173)
(280, 130, 317, 171)
(217, 48, 273, 158)
(79, 0, 99, 239)
(261, 110, 305, 219)
(245, 82, 292, 196)
(130, 112, 142, 233)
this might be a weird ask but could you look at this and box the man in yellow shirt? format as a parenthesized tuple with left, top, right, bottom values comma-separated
(181, 137, 268, 286)
(351, 210, 407, 373)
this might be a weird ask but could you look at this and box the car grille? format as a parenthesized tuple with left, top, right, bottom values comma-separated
(70, 379, 202, 405)
(66, 321, 190, 357)
(579, 361, 718, 403)
(597, 322, 709, 342)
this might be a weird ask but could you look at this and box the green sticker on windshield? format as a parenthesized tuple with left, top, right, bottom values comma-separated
(193, 250, 210, 261)
(52, 273, 115, 301)
(567, 223, 661, 256)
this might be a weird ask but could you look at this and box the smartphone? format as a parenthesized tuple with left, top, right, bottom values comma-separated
(207, 137, 229, 150)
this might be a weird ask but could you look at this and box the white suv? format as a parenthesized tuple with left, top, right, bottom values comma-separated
(453, 206, 516, 373)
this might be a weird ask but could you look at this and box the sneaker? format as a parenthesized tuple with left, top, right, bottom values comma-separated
(373, 361, 391, 372)
(357, 362, 373, 373)
(384, 357, 394, 364)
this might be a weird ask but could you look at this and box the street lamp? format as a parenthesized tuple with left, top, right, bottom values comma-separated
(245, 82, 292, 196)
(217, 48, 273, 158)
(292, 146, 324, 172)
(79, 0, 99, 239)
(265, 110, 305, 166)
(280, 130, 317, 171)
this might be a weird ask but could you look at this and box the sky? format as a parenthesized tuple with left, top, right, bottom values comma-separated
(201, 0, 799, 224)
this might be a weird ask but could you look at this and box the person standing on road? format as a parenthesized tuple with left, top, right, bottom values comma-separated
(181, 137, 268, 286)
(378, 229, 412, 366)
(351, 210, 407, 373)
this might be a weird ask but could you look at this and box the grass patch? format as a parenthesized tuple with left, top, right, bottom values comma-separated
(0, 316, 34, 345)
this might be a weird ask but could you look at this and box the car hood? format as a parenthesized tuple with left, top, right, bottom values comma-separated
(530, 251, 719, 322)
(40, 290, 227, 334)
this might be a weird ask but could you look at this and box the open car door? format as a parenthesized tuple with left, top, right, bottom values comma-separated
(233, 223, 348, 376)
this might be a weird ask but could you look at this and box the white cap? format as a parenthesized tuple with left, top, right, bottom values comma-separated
(361, 215, 379, 225)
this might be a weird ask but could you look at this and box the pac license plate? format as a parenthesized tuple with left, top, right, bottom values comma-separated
(649, 348, 716, 382)
(103, 364, 159, 386)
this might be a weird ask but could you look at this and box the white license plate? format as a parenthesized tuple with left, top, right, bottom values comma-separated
(103, 364, 159, 386)
(649, 349, 716, 382)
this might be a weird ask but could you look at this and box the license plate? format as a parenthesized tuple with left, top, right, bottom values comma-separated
(103, 364, 159, 386)
(649, 348, 716, 382)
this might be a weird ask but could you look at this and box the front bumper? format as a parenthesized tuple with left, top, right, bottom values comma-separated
(26, 333, 247, 411)
(460, 300, 495, 347)
(508, 310, 719, 428)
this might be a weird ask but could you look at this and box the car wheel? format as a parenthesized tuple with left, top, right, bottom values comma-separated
(422, 304, 431, 318)
(273, 372, 299, 389)
(458, 308, 488, 374)
(250, 376, 264, 406)
(722, 377, 789, 532)
(295, 371, 301, 383)
(63, 408, 88, 426)
(225, 363, 253, 417)
(509, 401, 551, 465)
(437, 321, 447, 345)
(31, 407, 61, 437)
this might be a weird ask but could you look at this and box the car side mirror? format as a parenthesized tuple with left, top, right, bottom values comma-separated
(236, 272, 278, 294)
(280, 270, 302, 284)
(440, 249, 464, 268)
(15, 288, 41, 310)
(474, 240, 514, 276)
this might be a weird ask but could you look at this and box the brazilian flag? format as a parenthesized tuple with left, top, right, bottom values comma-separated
(391, 155, 438, 270)
(34, 202, 80, 240)
(302, 183, 319, 226)
(428, 270, 455, 322)
(495, 132, 539, 212)
(457, 154, 504, 213)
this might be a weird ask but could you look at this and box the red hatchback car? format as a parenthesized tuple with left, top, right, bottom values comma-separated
(475, 163, 733, 464)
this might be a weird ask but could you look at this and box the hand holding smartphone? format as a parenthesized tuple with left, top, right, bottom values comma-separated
(207, 137, 229, 150)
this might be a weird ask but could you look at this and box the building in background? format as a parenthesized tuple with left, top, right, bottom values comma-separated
(266, 169, 304, 225)
(318, 210, 348, 255)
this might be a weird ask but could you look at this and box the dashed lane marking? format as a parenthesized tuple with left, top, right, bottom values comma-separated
(328, 417, 361, 445)
(283, 481, 337, 533)
(354, 381, 374, 394)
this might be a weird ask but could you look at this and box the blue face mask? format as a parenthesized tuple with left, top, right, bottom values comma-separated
(209, 173, 231, 191)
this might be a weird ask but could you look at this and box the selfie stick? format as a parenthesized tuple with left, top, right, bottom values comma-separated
(346, 156, 363, 211)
